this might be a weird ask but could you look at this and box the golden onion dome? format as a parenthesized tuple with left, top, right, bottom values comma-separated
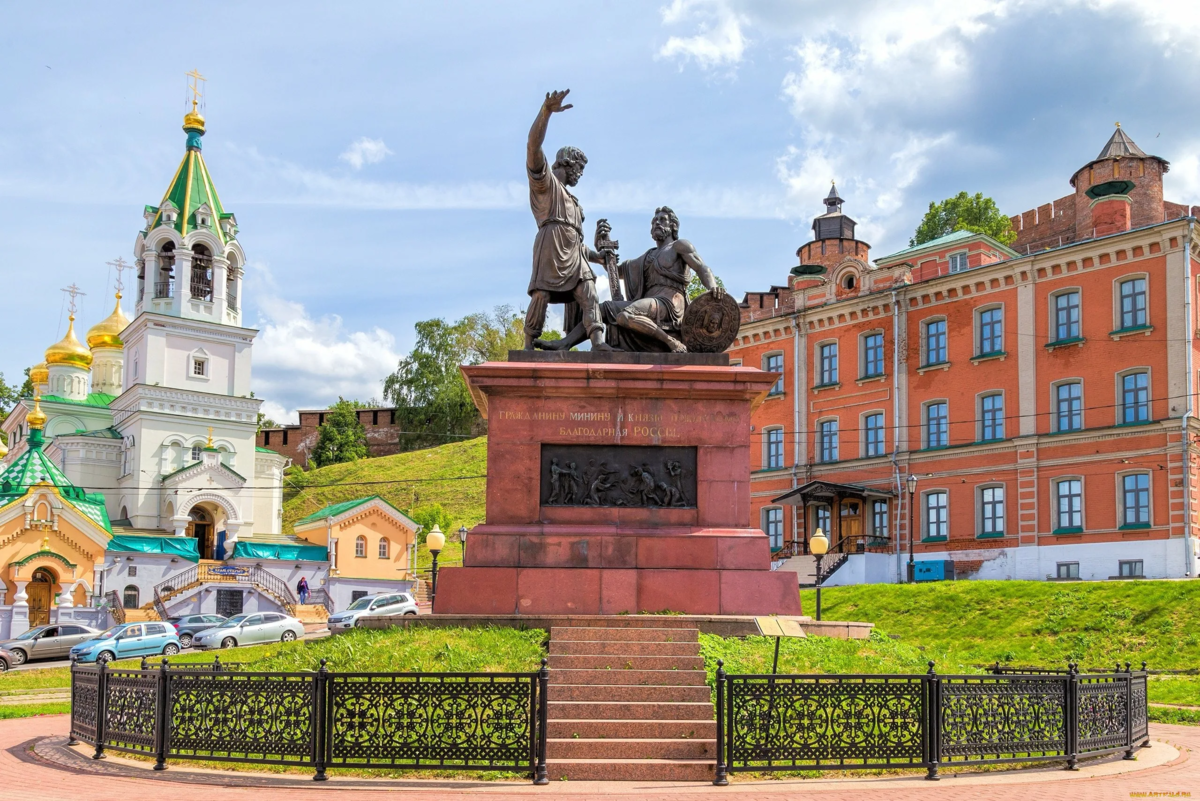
(87, 294, 130, 350)
(29, 362, 48, 386)
(0, 437, 8, 459)
(26, 392, 47, 430)
(45, 315, 93, 369)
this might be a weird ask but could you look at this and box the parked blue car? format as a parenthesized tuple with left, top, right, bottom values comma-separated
(70, 622, 182, 664)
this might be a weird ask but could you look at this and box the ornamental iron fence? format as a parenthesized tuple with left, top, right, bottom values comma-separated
(714, 661, 1149, 785)
(69, 658, 549, 784)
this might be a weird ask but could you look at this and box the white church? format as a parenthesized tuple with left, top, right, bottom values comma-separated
(0, 87, 417, 636)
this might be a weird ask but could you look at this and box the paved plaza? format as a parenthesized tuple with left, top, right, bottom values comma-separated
(2, 715, 1195, 800)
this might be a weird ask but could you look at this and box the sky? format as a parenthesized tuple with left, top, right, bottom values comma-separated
(3, 0, 1200, 423)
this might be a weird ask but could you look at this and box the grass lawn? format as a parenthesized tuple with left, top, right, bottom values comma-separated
(0, 702, 70, 719)
(282, 437, 487, 533)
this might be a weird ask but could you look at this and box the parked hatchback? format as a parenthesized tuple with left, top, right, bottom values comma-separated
(70, 622, 182, 664)
(191, 612, 305, 650)
(0, 623, 101, 665)
(327, 592, 417, 633)
(167, 614, 227, 648)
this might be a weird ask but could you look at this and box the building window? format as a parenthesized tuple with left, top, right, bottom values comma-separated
(948, 252, 969, 273)
(123, 585, 140, 609)
(1119, 560, 1144, 578)
(1119, 277, 1147, 329)
(378, 538, 390, 558)
(1054, 382, 1082, 432)
(924, 319, 947, 365)
(924, 491, 948, 539)
(818, 342, 839, 385)
(815, 504, 831, 535)
(764, 353, 784, 395)
(977, 307, 1003, 355)
(1121, 371, 1149, 424)
(354, 535, 366, 558)
(765, 427, 784, 470)
(763, 507, 783, 551)
(1053, 291, 1081, 341)
(1122, 473, 1150, 527)
(1057, 562, 1080, 579)
(980, 393, 1004, 441)
(872, 500, 889, 539)
(980, 485, 1005, 536)
(818, 419, 839, 462)
(127, 566, 138, 577)
(925, 402, 948, 449)
(1055, 479, 1083, 531)
(862, 332, 885, 378)
(864, 412, 885, 457)
(192, 357, 207, 377)
(350, 590, 368, 603)
(190, 445, 202, 462)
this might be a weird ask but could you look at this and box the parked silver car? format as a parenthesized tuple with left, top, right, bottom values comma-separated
(0, 624, 101, 665)
(327, 592, 418, 633)
(191, 612, 305, 650)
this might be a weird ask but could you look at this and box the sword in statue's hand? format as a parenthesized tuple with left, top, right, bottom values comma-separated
(595, 219, 623, 301)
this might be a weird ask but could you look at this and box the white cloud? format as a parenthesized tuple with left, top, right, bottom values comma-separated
(658, 0, 748, 69)
(251, 294, 400, 419)
(339, 137, 393, 170)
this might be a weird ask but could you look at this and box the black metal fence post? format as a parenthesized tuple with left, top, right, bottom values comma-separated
(92, 660, 108, 760)
(313, 658, 328, 782)
(534, 658, 549, 786)
(1065, 663, 1079, 770)
(714, 660, 728, 786)
(1141, 662, 1152, 748)
(1123, 662, 1136, 760)
(67, 656, 79, 746)
(924, 661, 940, 781)
(154, 658, 169, 770)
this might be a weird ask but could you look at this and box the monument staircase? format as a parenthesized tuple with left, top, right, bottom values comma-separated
(545, 621, 716, 781)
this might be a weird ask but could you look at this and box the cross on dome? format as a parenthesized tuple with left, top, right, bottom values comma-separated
(106, 257, 131, 298)
(60, 283, 85, 317)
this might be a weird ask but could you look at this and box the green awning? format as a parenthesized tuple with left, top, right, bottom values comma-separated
(106, 535, 200, 562)
(232, 541, 328, 562)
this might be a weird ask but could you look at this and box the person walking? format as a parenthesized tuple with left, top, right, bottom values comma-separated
(297, 576, 309, 605)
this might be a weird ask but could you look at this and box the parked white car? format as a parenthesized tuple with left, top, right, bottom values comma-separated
(327, 592, 417, 633)
(191, 612, 306, 650)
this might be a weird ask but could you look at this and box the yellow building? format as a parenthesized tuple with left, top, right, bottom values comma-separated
(0, 397, 111, 634)
(293, 496, 419, 607)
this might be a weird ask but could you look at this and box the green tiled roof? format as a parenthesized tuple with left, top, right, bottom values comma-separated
(295, 495, 416, 529)
(255, 445, 280, 454)
(876, 230, 1019, 264)
(145, 121, 233, 244)
(70, 428, 123, 439)
(41, 393, 117, 408)
(0, 435, 111, 533)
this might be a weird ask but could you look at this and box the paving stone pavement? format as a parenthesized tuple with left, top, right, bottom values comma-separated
(2, 715, 1196, 800)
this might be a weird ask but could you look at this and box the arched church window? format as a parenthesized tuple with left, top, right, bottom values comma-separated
(191, 245, 214, 302)
(843, 274, 856, 290)
(378, 539, 389, 559)
(190, 445, 202, 462)
(355, 536, 366, 558)
(156, 242, 175, 299)
(123, 585, 140, 609)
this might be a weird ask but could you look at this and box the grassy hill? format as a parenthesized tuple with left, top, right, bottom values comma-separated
(282, 437, 487, 535)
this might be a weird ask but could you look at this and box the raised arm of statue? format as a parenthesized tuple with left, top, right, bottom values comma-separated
(676, 240, 725, 298)
(527, 89, 573, 176)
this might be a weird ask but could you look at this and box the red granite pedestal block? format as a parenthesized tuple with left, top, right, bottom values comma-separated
(433, 358, 802, 617)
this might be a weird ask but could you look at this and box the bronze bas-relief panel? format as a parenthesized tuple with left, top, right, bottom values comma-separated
(539, 445, 697, 508)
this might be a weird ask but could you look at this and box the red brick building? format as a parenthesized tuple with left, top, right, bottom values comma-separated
(258, 407, 404, 467)
(733, 127, 1200, 584)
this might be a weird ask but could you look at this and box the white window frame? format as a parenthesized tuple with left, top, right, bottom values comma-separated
(378, 538, 390, 559)
(975, 304, 1005, 356)
(355, 535, 367, 558)
(923, 490, 949, 540)
(948, 251, 969, 273)
(1118, 471, 1151, 528)
(1053, 477, 1084, 532)
(978, 484, 1005, 536)
(871, 499, 889, 539)
(1114, 273, 1149, 331)
(1050, 288, 1082, 342)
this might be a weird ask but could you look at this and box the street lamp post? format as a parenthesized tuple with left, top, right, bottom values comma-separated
(906, 474, 919, 583)
(458, 525, 469, 563)
(427, 525, 445, 611)
(810, 527, 829, 621)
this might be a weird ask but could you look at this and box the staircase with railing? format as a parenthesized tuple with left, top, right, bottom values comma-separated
(147, 562, 299, 617)
(307, 588, 334, 616)
(103, 590, 125, 625)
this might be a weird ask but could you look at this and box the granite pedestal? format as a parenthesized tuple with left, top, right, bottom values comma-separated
(433, 353, 802, 616)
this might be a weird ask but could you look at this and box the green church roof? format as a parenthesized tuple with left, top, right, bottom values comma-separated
(144, 114, 234, 244)
(41, 392, 117, 409)
(294, 495, 416, 529)
(0, 431, 112, 533)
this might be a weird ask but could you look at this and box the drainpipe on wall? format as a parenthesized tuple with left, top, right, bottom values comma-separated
(1184, 218, 1196, 577)
(891, 289, 904, 583)
(792, 309, 803, 553)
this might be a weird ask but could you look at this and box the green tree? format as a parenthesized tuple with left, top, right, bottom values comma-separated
(911, 191, 1016, 247)
(406, 503, 454, 543)
(311, 397, 368, 467)
(0, 372, 21, 446)
(256, 411, 279, 432)
(687, 273, 726, 301)
(383, 305, 530, 450)
(16, 367, 33, 399)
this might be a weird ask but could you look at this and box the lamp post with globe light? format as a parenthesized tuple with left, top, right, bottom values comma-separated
(810, 527, 829, 621)
(426, 525, 445, 610)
